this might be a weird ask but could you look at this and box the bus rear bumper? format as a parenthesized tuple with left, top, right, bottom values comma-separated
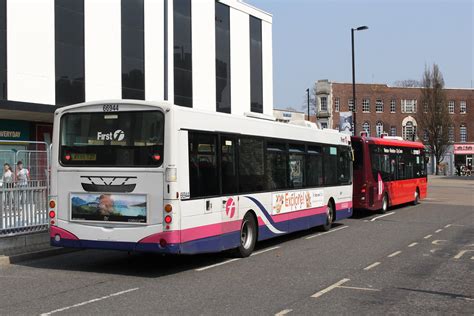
(50, 226, 181, 254)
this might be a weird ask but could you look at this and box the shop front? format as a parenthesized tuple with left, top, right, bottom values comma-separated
(454, 143, 474, 169)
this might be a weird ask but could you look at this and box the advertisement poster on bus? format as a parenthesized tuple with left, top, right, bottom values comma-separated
(71, 193, 147, 223)
(272, 190, 324, 215)
(339, 112, 353, 135)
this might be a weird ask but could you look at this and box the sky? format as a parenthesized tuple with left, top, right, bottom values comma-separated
(246, 0, 473, 110)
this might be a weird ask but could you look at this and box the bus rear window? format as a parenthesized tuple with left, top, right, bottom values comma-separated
(60, 111, 164, 167)
(352, 140, 363, 170)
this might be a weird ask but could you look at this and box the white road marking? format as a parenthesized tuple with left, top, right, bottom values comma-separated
(444, 224, 451, 228)
(40, 288, 139, 315)
(453, 250, 474, 260)
(311, 278, 350, 298)
(363, 262, 381, 271)
(408, 242, 418, 247)
(431, 240, 447, 245)
(338, 285, 381, 292)
(305, 225, 349, 240)
(424, 234, 433, 239)
(251, 246, 280, 256)
(195, 259, 240, 272)
(275, 309, 293, 316)
(388, 251, 402, 258)
(435, 229, 443, 233)
(370, 212, 396, 222)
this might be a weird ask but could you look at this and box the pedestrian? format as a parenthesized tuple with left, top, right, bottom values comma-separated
(2, 163, 13, 188)
(16, 161, 29, 187)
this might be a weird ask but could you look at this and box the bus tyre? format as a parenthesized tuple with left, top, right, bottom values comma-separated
(380, 194, 388, 214)
(413, 189, 420, 205)
(321, 203, 334, 232)
(235, 213, 257, 258)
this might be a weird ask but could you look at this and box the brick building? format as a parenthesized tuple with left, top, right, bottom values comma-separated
(314, 80, 474, 174)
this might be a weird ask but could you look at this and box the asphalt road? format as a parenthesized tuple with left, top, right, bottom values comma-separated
(0, 177, 472, 315)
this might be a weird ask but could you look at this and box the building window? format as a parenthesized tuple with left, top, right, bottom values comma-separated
(334, 98, 340, 112)
(401, 99, 417, 113)
(250, 16, 263, 113)
(390, 126, 397, 136)
(448, 100, 455, 114)
(376, 121, 384, 137)
(0, 0, 6, 99)
(376, 99, 383, 113)
(174, 0, 193, 107)
(55, 0, 85, 106)
(460, 101, 467, 114)
(348, 99, 354, 112)
(215, 2, 231, 113)
(362, 99, 370, 113)
(448, 126, 455, 143)
(460, 124, 467, 142)
(320, 122, 328, 129)
(320, 96, 328, 112)
(362, 121, 370, 135)
(403, 121, 416, 140)
(390, 100, 396, 113)
(122, 0, 145, 100)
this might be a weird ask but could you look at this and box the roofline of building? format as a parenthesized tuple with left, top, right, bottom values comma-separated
(320, 81, 473, 91)
(0, 100, 57, 113)
(273, 108, 305, 114)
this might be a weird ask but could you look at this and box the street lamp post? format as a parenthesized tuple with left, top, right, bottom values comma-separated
(351, 25, 368, 136)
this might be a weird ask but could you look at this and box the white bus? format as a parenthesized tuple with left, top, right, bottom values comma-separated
(49, 100, 353, 257)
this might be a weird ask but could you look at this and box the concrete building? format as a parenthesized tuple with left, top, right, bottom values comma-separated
(315, 80, 474, 174)
(0, 0, 274, 149)
(273, 108, 305, 123)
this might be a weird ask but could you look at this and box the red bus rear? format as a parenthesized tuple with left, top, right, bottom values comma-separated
(352, 135, 428, 212)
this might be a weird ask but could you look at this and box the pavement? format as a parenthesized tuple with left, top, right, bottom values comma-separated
(0, 177, 472, 315)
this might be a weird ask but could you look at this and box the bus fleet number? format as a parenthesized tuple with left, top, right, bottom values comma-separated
(103, 104, 120, 112)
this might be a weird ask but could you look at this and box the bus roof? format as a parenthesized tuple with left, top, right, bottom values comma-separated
(351, 136, 425, 149)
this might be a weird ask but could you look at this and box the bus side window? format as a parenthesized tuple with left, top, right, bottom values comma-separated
(323, 146, 338, 186)
(306, 146, 323, 187)
(238, 137, 265, 193)
(338, 147, 352, 185)
(221, 135, 238, 195)
(188, 132, 219, 198)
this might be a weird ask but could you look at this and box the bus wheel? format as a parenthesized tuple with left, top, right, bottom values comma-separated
(380, 194, 389, 214)
(413, 189, 420, 205)
(320, 203, 334, 232)
(235, 213, 257, 258)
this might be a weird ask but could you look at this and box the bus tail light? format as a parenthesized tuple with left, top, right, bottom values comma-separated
(49, 200, 56, 209)
(164, 215, 172, 224)
(166, 167, 177, 182)
(164, 204, 173, 213)
(49, 210, 56, 219)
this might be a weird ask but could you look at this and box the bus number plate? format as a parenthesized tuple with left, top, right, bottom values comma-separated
(103, 104, 120, 112)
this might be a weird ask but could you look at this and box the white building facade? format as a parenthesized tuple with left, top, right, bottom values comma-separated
(0, 0, 273, 144)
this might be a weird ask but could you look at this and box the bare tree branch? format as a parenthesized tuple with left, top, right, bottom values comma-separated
(417, 64, 453, 175)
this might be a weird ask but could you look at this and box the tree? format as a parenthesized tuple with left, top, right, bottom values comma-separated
(417, 64, 453, 175)
(393, 79, 422, 88)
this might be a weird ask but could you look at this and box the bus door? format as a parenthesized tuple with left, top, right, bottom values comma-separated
(220, 135, 240, 241)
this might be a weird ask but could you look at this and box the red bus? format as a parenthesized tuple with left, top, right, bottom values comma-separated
(352, 135, 427, 213)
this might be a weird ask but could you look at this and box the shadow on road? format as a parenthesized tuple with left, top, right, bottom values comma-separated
(14, 223, 346, 279)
